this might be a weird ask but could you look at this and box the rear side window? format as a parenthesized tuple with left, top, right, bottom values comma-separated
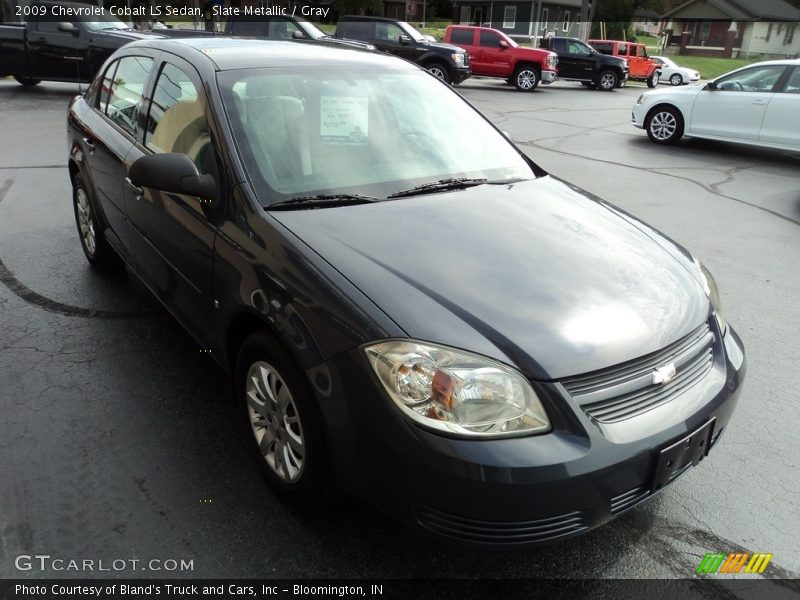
(228, 20, 267, 37)
(338, 21, 371, 41)
(104, 56, 154, 136)
(479, 31, 501, 47)
(552, 38, 567, 53)
(450, 28, 474, 45)
(97, 60, 118, 114)
(592, 42, 612, 55)
(268, 17, 302, 39)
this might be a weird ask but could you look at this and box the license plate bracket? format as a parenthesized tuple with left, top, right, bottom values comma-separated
(651, 418, 715, 493)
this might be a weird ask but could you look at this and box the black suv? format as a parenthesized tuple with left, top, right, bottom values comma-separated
(335, 16, 471, 84)
(542, 36, 628, 90)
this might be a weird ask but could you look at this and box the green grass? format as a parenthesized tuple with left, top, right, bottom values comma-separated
(669, 55, 763, 79)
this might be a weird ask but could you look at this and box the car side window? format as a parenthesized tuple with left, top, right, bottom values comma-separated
(229, 19, 266, 37)
(450, 28, 474, 45)
(105, 56, 154, 136)
(339, 21, 371, 42)
(268, 17, 301, 40)
(479, 31, 501, 47)
(592, 42, 612, 55)
(637, 46, 647, 58)
(617, 44, 628, 56)
(375, 22, 404, 42)
(781, 67, 800, 94)
(568, 40, 590, 55)
(97, 60, 119, 114)
(716, 65, 786, 92)
(145, 63, 212, 175)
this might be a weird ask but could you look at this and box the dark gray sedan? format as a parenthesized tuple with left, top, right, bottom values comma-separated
(66, 37, 745, 546)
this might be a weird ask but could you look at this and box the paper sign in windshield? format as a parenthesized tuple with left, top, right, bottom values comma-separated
(320, 96, 368, 144)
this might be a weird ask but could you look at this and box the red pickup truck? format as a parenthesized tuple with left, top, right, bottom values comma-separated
(444, 25, 557, 91)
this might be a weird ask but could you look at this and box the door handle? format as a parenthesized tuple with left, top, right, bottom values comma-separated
(82, 137, 95, 153)
(125, 177, 144, 198)
(752, 99, 767, 105)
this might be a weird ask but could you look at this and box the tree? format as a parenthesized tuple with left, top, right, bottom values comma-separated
(590, 0, 667, 39)
(332, 0, 384, 16)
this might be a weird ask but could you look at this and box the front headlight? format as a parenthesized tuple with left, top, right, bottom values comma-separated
(364, 340, 550, 438)
(451, 53, 465, 67)
(694, 258, 727, 334)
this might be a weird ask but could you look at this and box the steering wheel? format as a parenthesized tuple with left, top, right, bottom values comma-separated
(734, 81, 744, 91)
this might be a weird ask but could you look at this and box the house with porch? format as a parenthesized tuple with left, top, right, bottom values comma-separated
(662, 0, 800, 58)
(451, 0, 582, 41)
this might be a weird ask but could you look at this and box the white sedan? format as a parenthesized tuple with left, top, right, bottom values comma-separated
(651, 55, 701, 86)
(632, 59, 800, 151)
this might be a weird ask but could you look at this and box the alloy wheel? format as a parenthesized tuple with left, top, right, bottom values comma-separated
(516, 69, 536, 90)
(76, 188, 96, 257)
(670, 74, 682, 86)
(650, 111, 677, 141)
(428, 66, 446, 80)
(599, 72, 617, 90)
(246, 361, 305, 482)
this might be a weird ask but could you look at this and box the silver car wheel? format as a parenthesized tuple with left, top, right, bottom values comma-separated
(428, 66, 446, 80)
(246, 361, 305, 482)
(599, 72, 617, 90)
(650, 111, 677, 141)
(517, 69, 536, 90)
(76, 188, 96, 257)
(670, 73, 682, 86)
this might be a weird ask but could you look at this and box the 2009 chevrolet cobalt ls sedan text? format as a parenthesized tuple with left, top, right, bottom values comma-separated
(67, 38, 746, 546)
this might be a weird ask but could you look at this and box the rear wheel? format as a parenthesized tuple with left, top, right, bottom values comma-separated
(597, 70, 619, 91)
(72, 173, 123, 270)
(669, 73, 683, 86)
(426, 63, 451, 84)
(235, 331, 333, 508)
(14, 76, 41, 87)
(645, 105, 684, 145)
(647, 71, 659, 88)
(513, 65, 539, 91)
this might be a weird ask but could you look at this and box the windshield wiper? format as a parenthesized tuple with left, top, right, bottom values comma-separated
(267, 193, 377, 211)
(387, 178, 488, 199)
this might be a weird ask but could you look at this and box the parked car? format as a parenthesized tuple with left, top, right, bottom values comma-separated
(632, 59, 800, 150)
(335, 15, 470, 84)
(223, 15, 374, 50)
(651, 55, 701, 86)
(67, 37, 745, 546)
(588, 39, 660, 87)
(541, 36, 628, 90)
(444, 25, 557, 91)
(0, 1, 157, 85)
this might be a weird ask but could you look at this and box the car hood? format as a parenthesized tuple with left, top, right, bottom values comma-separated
(90, 29, 165, 43)
(425, 40, 466, 54)
(271, 176, 710, 380)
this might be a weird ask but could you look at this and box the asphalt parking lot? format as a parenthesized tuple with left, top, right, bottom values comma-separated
(1, 75, 799, 585)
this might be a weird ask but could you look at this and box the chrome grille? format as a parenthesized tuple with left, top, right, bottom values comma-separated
(563, 322, 715, 423)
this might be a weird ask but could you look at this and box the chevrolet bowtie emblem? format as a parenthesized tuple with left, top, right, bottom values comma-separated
(652, 363, 677, 385)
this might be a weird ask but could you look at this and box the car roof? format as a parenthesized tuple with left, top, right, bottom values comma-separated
(338, 15, 406, 22)
(588, 39, 644, 46)
(122, 37, 402, 71)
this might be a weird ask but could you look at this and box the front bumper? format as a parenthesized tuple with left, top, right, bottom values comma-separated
(313, 322, 746, 547)
(541, 69, 557, 84)
(451, 66, 472, 85)
(632, 100, 648, 128)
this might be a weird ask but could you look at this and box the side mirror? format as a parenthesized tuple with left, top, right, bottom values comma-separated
(292, 30, 306, 39)
(129, 153, 218, 202)
(58, 22, 78, 36)
(499, 40, 509, 49)
(704, 81, 717, 91)
(398, 34, 411, 45)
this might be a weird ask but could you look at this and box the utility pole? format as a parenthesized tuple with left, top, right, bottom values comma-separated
(578, 0, 590, 40)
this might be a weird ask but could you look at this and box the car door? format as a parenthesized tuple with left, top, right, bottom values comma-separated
(27, 16, 83, 80)
(449, 27, 478, 71)
(83, 54, 156, 256)
(759, 66, 800, 150)
(125, 56, 222, 344)
(373, 22, 415, 61)
(476, 30, 511, 77)
(553, 38, 594, 80)
(689, 64, 787, 141)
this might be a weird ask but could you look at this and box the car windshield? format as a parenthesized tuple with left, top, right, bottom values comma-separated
(217, 66, 534, 205)
(82, 15, 129, 31)
(657, 57, 676, 68)
(299, 19, 326, 39)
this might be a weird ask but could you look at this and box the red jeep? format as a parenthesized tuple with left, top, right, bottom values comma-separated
(587, 40, 660, 87)
(444, 25, 558, 91)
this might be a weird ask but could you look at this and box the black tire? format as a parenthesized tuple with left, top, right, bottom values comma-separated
(645, 105, 684, 145)
(513, 65, 539, 91)
(647, 70, 659, 88)
(72, 173, 123, 270)
(235, 331, 333, 509)
(669, 73, 683, 86)
(14, 76, 41, 87)
(597, 69, 619, 91)
(425, 62, 451, 84)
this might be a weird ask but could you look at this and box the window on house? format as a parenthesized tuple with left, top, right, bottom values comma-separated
(540, 8, 549, 31)
(700, 22, 711, 39)
(785, 25, 796, 44)
(503, 6, 516, 29)
(563, 11, 570, 32)
(766, 23, 772, 42)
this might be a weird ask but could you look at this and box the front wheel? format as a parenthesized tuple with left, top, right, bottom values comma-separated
(426, 63, 451, 84)
(670, 73, 683, 86)
(235, 332, 333, 508)
(646, 106, 684, 145)
(647, 71, 659, 88)
(72, 173, 123, 270)
(597, 70, 619, 91)
(513, 66, 539, 91)
(14, 76, 41, 87)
